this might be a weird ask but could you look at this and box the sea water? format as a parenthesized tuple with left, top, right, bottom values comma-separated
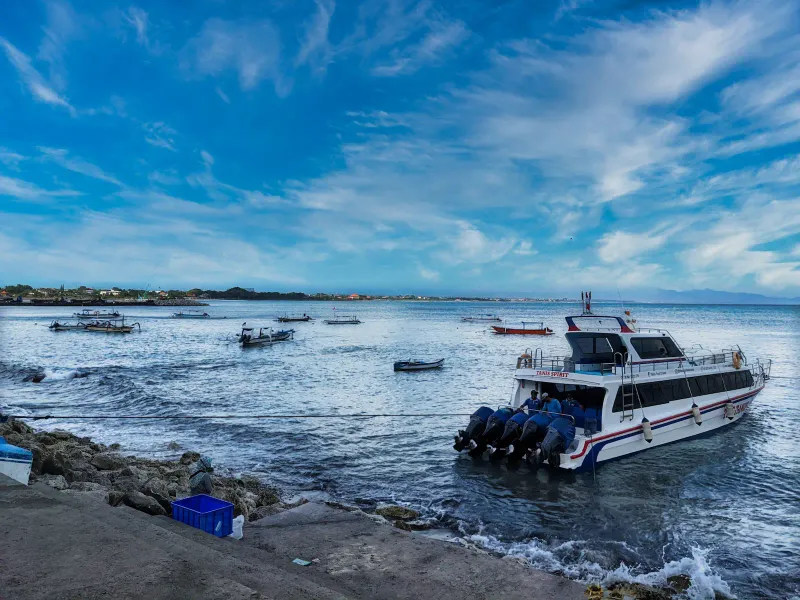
(1, 301, 798, 599)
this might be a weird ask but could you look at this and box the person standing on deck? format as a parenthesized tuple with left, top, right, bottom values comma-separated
(540, 393, 563, 417)
(519, 390, 542, 413)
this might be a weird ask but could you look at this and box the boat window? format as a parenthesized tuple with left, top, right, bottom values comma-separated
(566, 333, 625, 363)
(613, 371, 755, 412)
(630, 336, 684, 360)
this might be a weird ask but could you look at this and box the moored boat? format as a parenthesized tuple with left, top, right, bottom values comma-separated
(49, 320, 90, 331)
(73, 309, 121, 319)
(454, 292, 772, 470)
(172, 311, 210, 319)
(394, 358, 445, 371)
(491, 322, 554, 335)
(461, 314, 501, 322)
(276, 314, 314, 322)
(84, 317, 140, 333)
(239, 325, 295, 345)
(324, 315, 361, 325)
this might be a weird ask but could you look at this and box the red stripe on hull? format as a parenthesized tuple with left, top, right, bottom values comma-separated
(569, 386, 763, 459)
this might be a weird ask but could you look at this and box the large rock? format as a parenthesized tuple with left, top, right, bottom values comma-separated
(257, 487, 281, 506)
(91, 453, 126, 471)
(375, 505, 420, 521)
(607, 582, 672, 600)
(666, 575, 691, 593)
(49, 430, 75, 441)
(179, 451, 200, 465)
(39, 474, 68, 490)
(108, 490, 125, 507)
(41, 450, 69, 477)
(141, 479, 174, 514)
(123, 491, 167, 516)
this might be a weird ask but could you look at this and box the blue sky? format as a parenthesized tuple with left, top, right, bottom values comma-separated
(2, 0, 800, 296)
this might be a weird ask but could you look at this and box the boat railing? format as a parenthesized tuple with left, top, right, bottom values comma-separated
(517, 348, 750, 374)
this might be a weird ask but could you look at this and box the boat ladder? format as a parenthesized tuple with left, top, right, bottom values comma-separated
(616, 352, 635, 422)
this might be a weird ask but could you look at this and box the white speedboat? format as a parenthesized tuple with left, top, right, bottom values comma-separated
(454, 295, 771, 470)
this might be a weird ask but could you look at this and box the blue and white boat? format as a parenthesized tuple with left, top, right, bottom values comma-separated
(0, 436, 33, 485)
(454, 293, 771, 470)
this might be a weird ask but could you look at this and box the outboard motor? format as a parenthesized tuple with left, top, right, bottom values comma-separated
(514, 413, 552, 462)
(540, 417, 576, 468)
(453, 406, 493, 451)
(468, 407, 513, 456)
(488, 412, 529, 460)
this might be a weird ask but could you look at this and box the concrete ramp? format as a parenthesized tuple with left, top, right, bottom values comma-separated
(0, 475, 584, 600)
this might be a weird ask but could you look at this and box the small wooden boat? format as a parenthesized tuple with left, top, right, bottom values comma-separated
(73, 309, 121, 319)
(394, 358, 445, 371)
(172, 311, 210, 319)
(276, 314, 314, 322)
(84, 317, 141, 333)
(49, 320, 89, 331)
(324, 315, 361, 325)
(239, 326, 295, 345)
(491, 321, 554, 335)
(461, 314, 502, 322)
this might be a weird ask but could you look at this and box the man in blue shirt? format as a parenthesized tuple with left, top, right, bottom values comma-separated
(541, 393, 562, 417)
(519, 390, 542, 413)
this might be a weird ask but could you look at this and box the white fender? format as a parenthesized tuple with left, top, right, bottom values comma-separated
(724, 403, 735, 420)
(692, 403, 702, 425)
(641, 417, 653, 443)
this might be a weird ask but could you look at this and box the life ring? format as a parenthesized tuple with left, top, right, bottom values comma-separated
(732, 352, 742, 370)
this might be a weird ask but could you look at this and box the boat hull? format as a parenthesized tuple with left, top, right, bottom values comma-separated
(394, 359, 445, 371)
(492, 326, 553, 335)
(557, 388, 761, 471)
(277, 317, 312, 322)
(324, 320, 361, 325)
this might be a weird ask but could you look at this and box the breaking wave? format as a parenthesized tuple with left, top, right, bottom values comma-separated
(463, 531, 733, 600)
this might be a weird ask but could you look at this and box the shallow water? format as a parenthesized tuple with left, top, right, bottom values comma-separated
(1, 301, 798, 599)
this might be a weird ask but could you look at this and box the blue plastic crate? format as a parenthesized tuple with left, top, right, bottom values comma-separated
(171, 494, 234, 537)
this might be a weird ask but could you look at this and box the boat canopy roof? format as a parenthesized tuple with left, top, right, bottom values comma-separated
(565, 315, 634, 333)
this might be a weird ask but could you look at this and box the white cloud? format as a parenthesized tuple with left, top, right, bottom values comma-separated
(37, 0, 81, 91)
(181, 18, 289, 95)
(124, 7, 149, 47)
(0, 37, 75, 115)
(142, 122, 177, 151)
(514, 241, 536, 256)
(447, 223, 516, 264)
(371, 18, 468, 77)
(0, 149, 27, 170)
(597, 229, 671, 263)
(148, 169, 181, 186)
(682, 195, 800, 290)
(38, 147, 122, 185)
(418, 265, 439, 281)
(295, 0, 335, 71)
(215, 87, 230, 104)
(0, 174, 81, 201)
(200, 151, 214, 167)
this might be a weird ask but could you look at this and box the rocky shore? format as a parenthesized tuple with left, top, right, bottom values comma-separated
(0, 420, 726, 599)
(0, 420, 288, 522)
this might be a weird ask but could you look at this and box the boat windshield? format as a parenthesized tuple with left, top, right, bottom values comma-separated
(566, 332, 626, 364)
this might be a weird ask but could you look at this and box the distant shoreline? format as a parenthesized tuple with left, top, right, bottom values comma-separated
(0, 300, 209, 307)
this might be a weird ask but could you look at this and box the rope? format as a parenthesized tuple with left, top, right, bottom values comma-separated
(4, 412, 474, 421)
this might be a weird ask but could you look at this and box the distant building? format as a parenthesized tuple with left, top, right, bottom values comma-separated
(348, 293, 360, 300)
(100, 289, 121, 296)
